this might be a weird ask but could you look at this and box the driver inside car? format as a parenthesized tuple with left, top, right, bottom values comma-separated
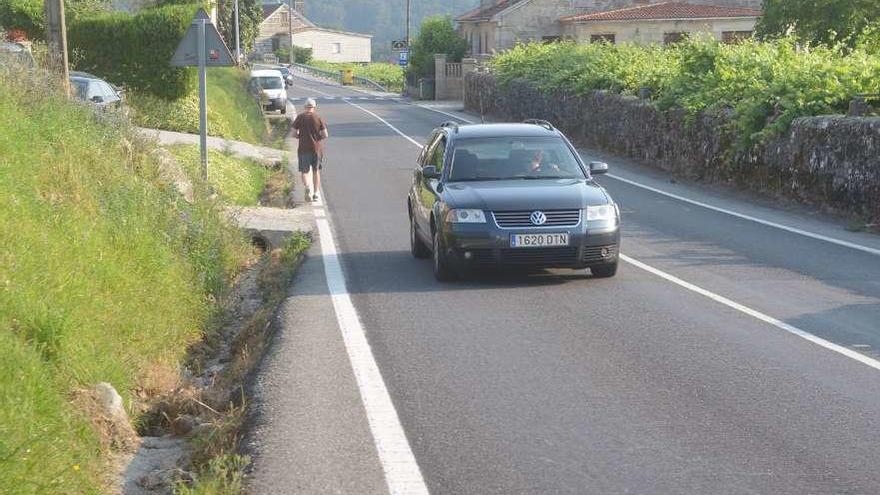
(526, 150, 562, 176)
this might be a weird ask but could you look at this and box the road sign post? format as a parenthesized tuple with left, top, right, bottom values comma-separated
(171, 9, 235, 183)
(197, 19, 208, 181)
(398, 49, 409, 67)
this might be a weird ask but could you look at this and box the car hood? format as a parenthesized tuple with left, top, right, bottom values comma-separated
(443, 179, 610, 210)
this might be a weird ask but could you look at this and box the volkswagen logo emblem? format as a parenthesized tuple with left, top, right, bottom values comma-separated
(530, 211, 547, 226)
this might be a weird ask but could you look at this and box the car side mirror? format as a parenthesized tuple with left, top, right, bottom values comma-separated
(422, 165, 440, 180)
(589, 161, 609, 175)
(91, 95, 104, 103)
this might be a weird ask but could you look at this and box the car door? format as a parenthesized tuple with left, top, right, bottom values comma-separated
(416, 133, 447, 235)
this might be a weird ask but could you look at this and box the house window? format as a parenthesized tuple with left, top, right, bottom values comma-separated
(663, 32, 687, 44)
(722, 31, 753, 44)
(590, 33, 615, 44)
(331, 42, 341, 54)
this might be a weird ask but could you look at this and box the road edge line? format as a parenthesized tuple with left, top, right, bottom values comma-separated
(313, 207, 430, 495)
(620, 253, 880, 373)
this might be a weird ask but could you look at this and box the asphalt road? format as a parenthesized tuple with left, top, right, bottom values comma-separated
(247, 74, 880, 494)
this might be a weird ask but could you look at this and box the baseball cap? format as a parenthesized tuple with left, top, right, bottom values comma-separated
(304, 98, 317, 108)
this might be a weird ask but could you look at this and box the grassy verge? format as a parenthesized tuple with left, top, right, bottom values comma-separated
(128, 67, 268, 146)
(309, 60, 404, 92)
(167, 145, 271, 207)
(0, 64, 253, 493)
(176, 232, 311, 495)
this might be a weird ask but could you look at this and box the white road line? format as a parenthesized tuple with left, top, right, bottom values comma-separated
(314, 202, 430, 494)
(620, 254, 880, 372)
(410, 103, 477, 124)
(345, 100, 880, 374)
(607, 174, 880, 257)
(345, 100, 424, 148)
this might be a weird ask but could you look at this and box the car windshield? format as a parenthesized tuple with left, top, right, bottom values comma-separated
(448, 137, 586, 182)
(254, 76, 282, 90)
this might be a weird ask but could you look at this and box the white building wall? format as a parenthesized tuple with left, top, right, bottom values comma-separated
(293, 30, 371, 63)
(459, 0, 763, 53)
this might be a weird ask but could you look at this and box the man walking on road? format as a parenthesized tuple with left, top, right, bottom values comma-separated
(292, 98, 328, 202)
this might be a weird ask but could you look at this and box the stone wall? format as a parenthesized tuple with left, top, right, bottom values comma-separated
(465, 72, 880, 221)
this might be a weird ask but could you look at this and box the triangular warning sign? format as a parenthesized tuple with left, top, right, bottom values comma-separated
(170, 9, 235, 67)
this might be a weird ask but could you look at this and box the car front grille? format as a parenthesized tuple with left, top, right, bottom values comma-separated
(492, 210, 581, 228)
(500, 247, 579, 266)
(582, 245, 618, 264)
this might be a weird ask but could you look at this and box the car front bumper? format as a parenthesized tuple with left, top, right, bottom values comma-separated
(441, 220, 620, 270)
(263, 98, 286, 110)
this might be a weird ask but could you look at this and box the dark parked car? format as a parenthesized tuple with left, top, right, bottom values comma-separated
(408, 120, 620, 281)
(69, 73, 123, 108)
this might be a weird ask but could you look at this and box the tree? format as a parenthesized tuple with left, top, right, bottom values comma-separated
(757, 0, 880, 46)
(409, 15, 467, 79)
(216, 0, 261, 56)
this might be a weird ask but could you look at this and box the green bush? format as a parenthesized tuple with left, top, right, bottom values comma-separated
(309, 60, 404, 92)
(0, 63, 251, 492)
(0, 0, 43, 39)
(276, 45, 312, 64)
(409, 15, 468, 79)
(491, 36, 880, 147)
(68, 4, 197, 99)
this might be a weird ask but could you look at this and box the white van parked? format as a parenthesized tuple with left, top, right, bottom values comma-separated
(248, 69, 288, 114)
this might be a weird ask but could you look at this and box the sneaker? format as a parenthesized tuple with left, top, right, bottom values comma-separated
(312, 193, 319, 202)
(304, 188, 311, 201)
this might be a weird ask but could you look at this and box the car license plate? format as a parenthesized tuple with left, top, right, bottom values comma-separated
(510, 233, 569, 248)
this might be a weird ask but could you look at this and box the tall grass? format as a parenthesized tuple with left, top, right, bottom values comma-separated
(169, 145, 270, 206)
(0, 63, 252, 493)
(129, 67, 266, 146)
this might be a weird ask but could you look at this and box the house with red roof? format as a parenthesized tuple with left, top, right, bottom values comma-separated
(561, 2, 762, 45)
(256, 2, 371, 63)
(456, 0, 761, 55)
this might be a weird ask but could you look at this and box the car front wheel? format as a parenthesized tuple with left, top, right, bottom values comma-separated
(432, 229, 456, 281)
(591, 262, 618, 278)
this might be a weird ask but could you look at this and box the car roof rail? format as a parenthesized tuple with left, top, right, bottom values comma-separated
(523, 119, 554, 131)
(439, 121, 459, 133)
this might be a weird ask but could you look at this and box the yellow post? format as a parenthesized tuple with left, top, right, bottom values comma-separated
(342, 68, 354, 85)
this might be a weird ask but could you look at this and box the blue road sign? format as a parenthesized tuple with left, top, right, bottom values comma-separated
(398, 49, 408, 67)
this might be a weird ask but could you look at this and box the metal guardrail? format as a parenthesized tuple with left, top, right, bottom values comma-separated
(290, 63, 387, 92)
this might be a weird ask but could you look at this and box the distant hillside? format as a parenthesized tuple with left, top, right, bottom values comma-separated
(302, 0, 478, 61)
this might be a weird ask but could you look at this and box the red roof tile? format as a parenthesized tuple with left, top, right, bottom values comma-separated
(456, 0, 526, 22)
(561, 2, 762, 23)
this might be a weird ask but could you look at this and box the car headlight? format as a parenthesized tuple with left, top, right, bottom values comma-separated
(585, 204, 616, 222)
(446, 209, 486, 223)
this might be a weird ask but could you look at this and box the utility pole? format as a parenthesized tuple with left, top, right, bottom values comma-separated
(44, 0, 70, 97)
(287, 0, 294, 63)
(234, 0, 241, 63)
(405, 0, 411, 49)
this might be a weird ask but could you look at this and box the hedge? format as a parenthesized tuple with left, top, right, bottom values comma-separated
(492, 37, 880, 148)
(0, 0, 43, 40)
(68, 4, 198, 99)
